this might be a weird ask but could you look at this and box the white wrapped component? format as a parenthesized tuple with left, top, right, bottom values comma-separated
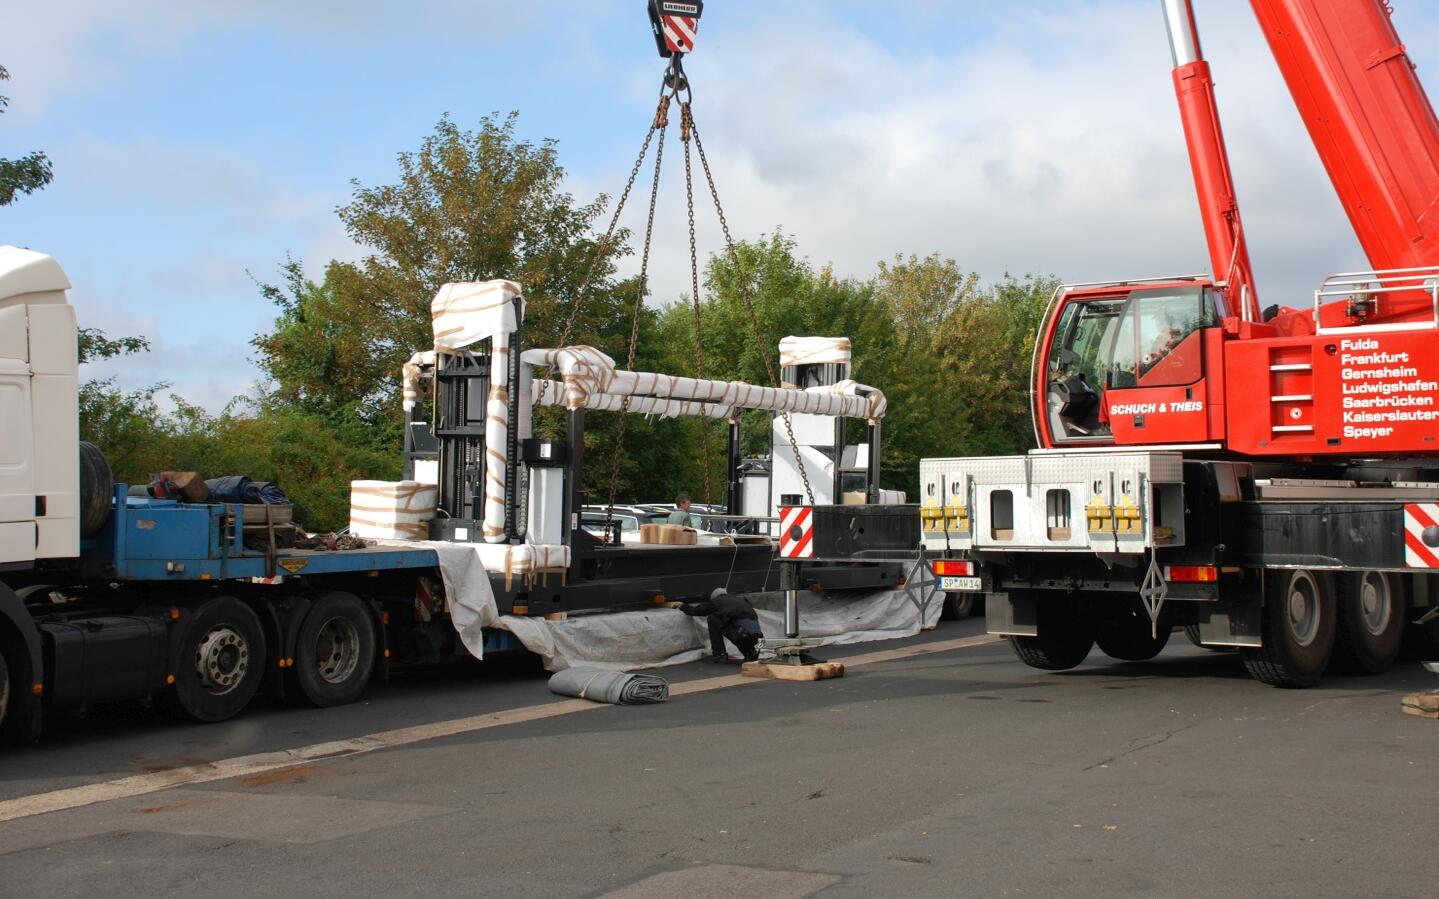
(431, 279, 524, 351)
(482, 333, 511, 543)
(473, 542, 571, 592)
(531, 379, 733, 419)
(521, 346, 888, 423)
(401, 350, 436, 411)
(349, 480, 438, 541)
(779, 335, 851, 367)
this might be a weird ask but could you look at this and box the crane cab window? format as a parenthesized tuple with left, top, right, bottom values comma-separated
(1046, 286, 1219, 442)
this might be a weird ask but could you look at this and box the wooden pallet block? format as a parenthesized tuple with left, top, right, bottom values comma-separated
(1402, 691, 1439, 718)
(741, 660, 845, 682)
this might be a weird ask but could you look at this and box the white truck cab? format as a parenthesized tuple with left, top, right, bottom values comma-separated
(0, 246, 79, 566)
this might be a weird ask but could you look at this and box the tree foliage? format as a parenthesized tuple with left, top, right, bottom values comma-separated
(0, 65, 53, 206)
(81, 111, 1059, 526)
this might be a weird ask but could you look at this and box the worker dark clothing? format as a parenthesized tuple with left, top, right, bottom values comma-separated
(680, 592, 762, 661)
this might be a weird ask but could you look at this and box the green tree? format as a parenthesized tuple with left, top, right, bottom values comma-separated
(0, 65, 53, 206)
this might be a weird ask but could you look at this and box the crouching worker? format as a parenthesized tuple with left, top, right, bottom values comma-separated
(680, 588, 763, 663)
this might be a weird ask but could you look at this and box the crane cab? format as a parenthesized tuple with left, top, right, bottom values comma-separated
(1034, 277, 1229, 449)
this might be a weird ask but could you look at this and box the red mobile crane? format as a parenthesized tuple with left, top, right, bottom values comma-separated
(921, 0, 1439, 686)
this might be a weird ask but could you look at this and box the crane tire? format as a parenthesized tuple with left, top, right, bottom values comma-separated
(1243, 569, 1335, 688)
(165, 597, 267, 723)
(1008, 593, 1094, 671)
(1332, 570, 1404, 675)
(293, 592, 376, 708)
(1096, 606, 1170, 662)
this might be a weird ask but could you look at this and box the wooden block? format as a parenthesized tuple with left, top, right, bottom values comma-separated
(544, 612, 568, 621)
(1402, 691, 1439, 714)
(165, 471, 210, 503)
(1402, 703, 1439, 719)
(741, 660, 845, 682)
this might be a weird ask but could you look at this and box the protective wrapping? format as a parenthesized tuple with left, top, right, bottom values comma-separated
(779, 335, 852, 368)
(482, 332, 510, 543)
(430, 280, 523, 351)
(547, 667, 669, 704)
(521, 346, 887, 423)
(349, 481, 438, 540)
(401, 350, 436, 412)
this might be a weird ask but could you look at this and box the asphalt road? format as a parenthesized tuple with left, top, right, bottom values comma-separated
(2, 618, 1437, 898)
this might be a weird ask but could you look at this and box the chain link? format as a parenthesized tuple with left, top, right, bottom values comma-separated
(682, 101, 714, 505)
(605, 95, 671, 521)
(538, 88, 670, 408)
(690, 116, 815, 505)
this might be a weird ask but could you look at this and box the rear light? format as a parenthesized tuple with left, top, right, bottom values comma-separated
(1165, 565, 1218, 583)
(932, 559, 975, 577)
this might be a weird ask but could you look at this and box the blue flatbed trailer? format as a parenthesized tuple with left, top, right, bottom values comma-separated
(0, 486, 519, 741)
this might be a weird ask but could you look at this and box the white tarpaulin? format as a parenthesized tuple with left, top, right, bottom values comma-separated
(431, 280, 523, 351)
(415, 539, 940, 671)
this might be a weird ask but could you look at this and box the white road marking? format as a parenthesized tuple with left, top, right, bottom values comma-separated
(0, 633, 1002, 825)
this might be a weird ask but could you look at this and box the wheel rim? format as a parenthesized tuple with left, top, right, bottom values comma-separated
(313, 616, 361, 685)
(1286, 571, 1322, 647)
(1358, 571, 1392, 637)
(195, 626, 250, 695)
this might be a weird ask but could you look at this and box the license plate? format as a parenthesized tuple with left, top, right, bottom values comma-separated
(939, 576, 981, 592)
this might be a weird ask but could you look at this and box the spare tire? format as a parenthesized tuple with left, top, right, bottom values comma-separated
(79, 441, 113, 536)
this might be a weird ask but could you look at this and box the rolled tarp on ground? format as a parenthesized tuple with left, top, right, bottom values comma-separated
(548, 667, 669, 704)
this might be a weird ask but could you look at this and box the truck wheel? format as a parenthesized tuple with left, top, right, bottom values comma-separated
(293, 592, 376, 707)
(1242, 569, 1335, 688)
(0, 645, 9, 733)
(166, 597, 267, 722)
(1332, 571, 1404, 674)
(1008, 595, 1095, 671)
(1096, 607, 1170, 661)
(942, 593, 977, 621)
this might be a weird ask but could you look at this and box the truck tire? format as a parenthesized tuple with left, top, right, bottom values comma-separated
(942, 593, 977, 621)
(1008, 595, 1095, 671)
(1332, 571, 1404, 674)
(1096, 607, 1170, 661)
(0, 645, 9, 734)
(1243, 569, 1335, 688)
(293, 592, 376, 708)
(165, 596, 267, 723)
(79, 441, 114, 537)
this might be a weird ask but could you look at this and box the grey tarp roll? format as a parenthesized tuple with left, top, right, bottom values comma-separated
(547, 667, 669, 704)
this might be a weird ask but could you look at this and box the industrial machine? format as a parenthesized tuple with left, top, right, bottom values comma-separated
(922, 0, 1439, 686)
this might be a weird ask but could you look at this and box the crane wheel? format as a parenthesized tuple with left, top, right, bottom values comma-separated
(165, 597, 267, 723)
(1008, 593, 1095, 671)
(1331, 571, 1404, 675)
(1242, 569, 1335, 688)
(1096, 604, 1170, 662)
(293, 592, 377, 708)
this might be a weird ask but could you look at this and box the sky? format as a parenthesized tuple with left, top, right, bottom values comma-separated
(8, 0, 1439, 410)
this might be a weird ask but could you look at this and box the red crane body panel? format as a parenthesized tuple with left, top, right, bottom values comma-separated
(1251, 0, 1439, 276)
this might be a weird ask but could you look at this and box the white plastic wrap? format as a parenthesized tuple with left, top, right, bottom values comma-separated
(482, 333, 510, 543)
(521, 345, 888, 423)
(431, 279, 524, 351)
(779, 335, 852, 368)
(349, 480, 438, 540)
(401, 350, 436, 412)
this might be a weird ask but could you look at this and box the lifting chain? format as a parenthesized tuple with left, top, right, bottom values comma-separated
(689, 112, 816, 505)
(575, 58, 817, 523)
(682, 100, 715, 505)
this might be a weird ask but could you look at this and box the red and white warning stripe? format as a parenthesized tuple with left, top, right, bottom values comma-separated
(778, 505, 814, 559)
(1406, 503, 1439, 568)
(660, 14, 698, 54)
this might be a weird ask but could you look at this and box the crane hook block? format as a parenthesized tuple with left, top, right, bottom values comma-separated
(650, 0, 702, 58)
